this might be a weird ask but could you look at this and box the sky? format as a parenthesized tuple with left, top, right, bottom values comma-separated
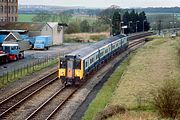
(19, 0, 180, 8)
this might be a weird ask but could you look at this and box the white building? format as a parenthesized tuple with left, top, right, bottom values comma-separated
(0, 22, 68, 45)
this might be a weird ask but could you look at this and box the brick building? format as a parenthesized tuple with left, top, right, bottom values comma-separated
(0, 0, 18, 22)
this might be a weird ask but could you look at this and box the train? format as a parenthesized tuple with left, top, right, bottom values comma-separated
(58, 34, 128, 85)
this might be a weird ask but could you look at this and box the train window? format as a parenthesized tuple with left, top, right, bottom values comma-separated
(100, 52, 103, 57)
(60, 59, 67, 68)
(112, 45, 115, 49)
(116, 43, 118, 47)
(96, 54, 98, 60)
(85, 61, 88, 68)
(105, 49, 108, 53)
(74, 60, 81, 69)
(90, 58, 92, 64)
(90, 57, 94, 64)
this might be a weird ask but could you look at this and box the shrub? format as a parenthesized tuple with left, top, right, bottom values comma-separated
(151, 81, 180, 119)
(65, 22, 80, 34)
(80, 20, 90, 32)
(94, 105, 126, 120)
(90, 35, 106, 41)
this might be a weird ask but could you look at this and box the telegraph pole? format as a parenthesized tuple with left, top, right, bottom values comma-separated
(158, 19, 162, 35)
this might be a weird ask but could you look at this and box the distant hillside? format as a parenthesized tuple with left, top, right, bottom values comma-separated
(18, 5, 180, 15)
(18, 5, 86, 14)
(135, 7, 180, 13)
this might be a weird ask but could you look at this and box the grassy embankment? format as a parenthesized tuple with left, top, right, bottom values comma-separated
(83, 36, 180, 120)
(82, 54, 132, 120)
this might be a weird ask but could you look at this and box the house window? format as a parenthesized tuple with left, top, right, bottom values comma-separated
(12, 17, 14, 22)
(0, 6, 3, 13)
(15, 17, 17, 21)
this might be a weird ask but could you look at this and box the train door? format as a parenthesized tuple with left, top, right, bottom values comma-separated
(67, 60, 74, 78)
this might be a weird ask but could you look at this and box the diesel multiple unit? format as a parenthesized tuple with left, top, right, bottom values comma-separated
(58, 35, 128, 85)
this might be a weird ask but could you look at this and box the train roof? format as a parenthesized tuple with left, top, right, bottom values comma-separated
(67, 34, 126, 59)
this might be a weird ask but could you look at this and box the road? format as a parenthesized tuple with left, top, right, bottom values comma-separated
(0, 43, 91, 76)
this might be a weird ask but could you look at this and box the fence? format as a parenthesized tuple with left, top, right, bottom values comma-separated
(0, 57, 58, 88)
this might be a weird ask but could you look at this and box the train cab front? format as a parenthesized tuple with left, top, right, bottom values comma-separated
(58, 54, 83, 86)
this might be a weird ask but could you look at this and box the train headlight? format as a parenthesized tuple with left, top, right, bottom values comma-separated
(76, 72, 79, 76)
(61, 72, 64, 76)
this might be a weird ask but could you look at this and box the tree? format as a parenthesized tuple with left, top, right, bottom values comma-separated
(122, 10, 150, 34)
(123, 11, 131, 34)
(112, 11, 121, 36)
(32, 13, 51, 22)
(80, 20, 90, 32)
(98, 5, 123, 24)
(89, 20, 109, 33)
(138, 11, 150, 32)
(57, 13, 72, 23)
(65, 22, 80, 34)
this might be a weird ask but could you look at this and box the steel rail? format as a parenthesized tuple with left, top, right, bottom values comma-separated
(0, 71, 58, 118)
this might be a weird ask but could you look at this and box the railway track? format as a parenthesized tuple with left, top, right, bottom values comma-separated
(129, 38, 146, 48)
(0, 32, 152, 120)
(24, 37, 147, 120)
(0, 71, 58, 119)
(25, 86, 79, 120)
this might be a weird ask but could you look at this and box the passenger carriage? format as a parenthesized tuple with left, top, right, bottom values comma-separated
(58, 34, 128, 85)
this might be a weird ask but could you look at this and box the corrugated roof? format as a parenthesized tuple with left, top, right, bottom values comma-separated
(47, 22, 58, 28)
(0, 22, 46, 31)
(4, 32, 22, 41)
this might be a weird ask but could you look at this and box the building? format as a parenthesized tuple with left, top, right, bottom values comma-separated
(0, 22, 68, 45)
(0, 0, 18, 22)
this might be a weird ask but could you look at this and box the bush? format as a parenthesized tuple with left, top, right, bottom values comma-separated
(94, 105, 126, 120)
(65, 22, 80, 34)
(90, 35, 106, 41)
(80, 20, 90, 32)
(151, 81, 180, 119)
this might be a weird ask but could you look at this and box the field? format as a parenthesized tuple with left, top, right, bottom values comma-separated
(18, 14, 97, 23)
(70, 15, 97, 24)
(18, 14, 36, 22)
(83, 36, 180, 120)
(64, 32, 109, 43)
(146, 12, 180, 20)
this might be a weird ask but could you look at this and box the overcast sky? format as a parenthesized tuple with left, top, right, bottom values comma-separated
(19, 0, 180, 8)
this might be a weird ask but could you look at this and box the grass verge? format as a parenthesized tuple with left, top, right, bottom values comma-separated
(82, 55, 132, 120)
(0, 58, 58, 88)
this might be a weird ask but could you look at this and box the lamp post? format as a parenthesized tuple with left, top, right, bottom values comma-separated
(143, 20, 147, 32)
(128, 21, 132, 33)
(136, 21, 140, 33)
(120, 21, 124, 34)
(107, 18, 112, 36)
